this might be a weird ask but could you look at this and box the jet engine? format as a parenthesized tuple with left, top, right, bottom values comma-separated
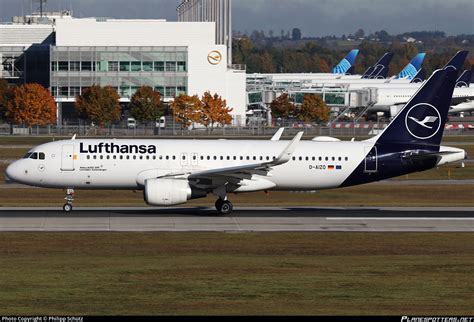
(144, 179, 197, 206)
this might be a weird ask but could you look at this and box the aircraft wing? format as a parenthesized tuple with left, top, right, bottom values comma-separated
(156, 132, 304, 187)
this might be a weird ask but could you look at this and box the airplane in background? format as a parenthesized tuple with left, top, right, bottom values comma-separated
(366, 52, 474, 116)
(5, 56, 467, 215)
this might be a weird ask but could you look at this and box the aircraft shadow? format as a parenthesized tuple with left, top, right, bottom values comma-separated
(0, 207, 473, 218)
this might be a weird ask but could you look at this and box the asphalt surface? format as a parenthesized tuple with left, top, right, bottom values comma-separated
(0, 206, 473, 232)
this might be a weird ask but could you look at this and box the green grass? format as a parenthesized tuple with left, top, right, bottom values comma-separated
(0, 233, 472, 315)
(0, 184, 473, 207)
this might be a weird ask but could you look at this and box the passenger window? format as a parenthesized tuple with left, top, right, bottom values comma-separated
(253, 156, 257, 161)
(106, 155, 110, 160)
(266, 156, 270, 161)
(319, 157, 322, 161)
(292, 157, 296, 161)
(332, 157, 335, 161)
(120, 156, 123, 160)
(233, 156, 237, 160)
(126, 156, 130, 160)
(139, 156, 143, 160)
(113, 156, 117, 160)
(220, 156, 224, 161)
(100, 155, 104, 160)
(306, 157, 309, 161)
(246, 156, 250, 161)
(87, 155, 90, 160)
(338, 157, 342, 161)
(93, 155, 97, 160)
(345, 157, 349, 161)
(299, 157, 303, 161)
(325, 157, 329, 161)
(172, 156, 176, 160)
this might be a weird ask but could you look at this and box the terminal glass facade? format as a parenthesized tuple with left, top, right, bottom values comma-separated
(50, 46, 188, 99)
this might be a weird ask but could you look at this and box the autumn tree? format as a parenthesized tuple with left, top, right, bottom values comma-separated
(5, 83, 56, 127)
(170, 94, 201, 131)
(297, 94, 331, 123)
(199, 92, 233, 132)
(129, 86, 163, 124)
(75, 85, 121, 126)
(270, 93, 296, 119)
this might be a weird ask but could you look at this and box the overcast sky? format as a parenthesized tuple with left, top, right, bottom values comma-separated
(1, 0, 473, 36)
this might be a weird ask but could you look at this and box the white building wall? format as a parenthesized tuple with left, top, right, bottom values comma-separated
(54, 18, 246, 125)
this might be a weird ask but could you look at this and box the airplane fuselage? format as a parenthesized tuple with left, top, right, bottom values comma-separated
(7, 139, 465, 193)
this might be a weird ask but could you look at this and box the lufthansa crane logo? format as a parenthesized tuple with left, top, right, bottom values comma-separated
(405, 103, 442, 140)
(207, 50, 222, 65)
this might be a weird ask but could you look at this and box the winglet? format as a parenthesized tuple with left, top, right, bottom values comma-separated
(72, 134, 77, 140)
(273, 132, 304, 166)
(271, 128, 285, 141)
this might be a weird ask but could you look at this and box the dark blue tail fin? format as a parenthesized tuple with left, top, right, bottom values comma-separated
(410, 68, 426, 83)
(373, 52, 466, 148)
(362, 52, 394, 79)
(443, 50, 468, 70)
(456, 68, 472, 88)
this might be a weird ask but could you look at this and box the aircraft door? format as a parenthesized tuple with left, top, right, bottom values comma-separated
(364, 146, 378, 173)
(61, 145, 75, 171)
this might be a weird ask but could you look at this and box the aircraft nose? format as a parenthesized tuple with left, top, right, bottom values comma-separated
(5, 162, 20, 183)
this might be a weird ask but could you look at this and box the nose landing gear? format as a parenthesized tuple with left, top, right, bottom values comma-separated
(63, 188, 75, 213)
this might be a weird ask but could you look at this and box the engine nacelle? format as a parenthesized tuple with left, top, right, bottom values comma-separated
(144, 179, 192, 206)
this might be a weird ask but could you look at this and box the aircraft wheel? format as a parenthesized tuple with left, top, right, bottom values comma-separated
(218, 200, 233, 216)
(63, 203, 73, 213)
(215, 199, 224, 211)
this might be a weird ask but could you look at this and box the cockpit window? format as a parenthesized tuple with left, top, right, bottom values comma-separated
(30, 153, 38, 160)
(39, 153, 45, 160)
(23, 153, 33, 159)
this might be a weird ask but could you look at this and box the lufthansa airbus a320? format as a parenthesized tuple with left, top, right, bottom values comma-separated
(5, 54, 468, 215)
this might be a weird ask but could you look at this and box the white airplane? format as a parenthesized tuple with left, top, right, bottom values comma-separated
(5, 65, 467, 215)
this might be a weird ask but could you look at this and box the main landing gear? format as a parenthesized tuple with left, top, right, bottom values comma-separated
(63, 188, 75, 213)
(214, 186, 233, 215)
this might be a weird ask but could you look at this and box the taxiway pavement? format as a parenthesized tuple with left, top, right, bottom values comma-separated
(0, 207, 472, 232)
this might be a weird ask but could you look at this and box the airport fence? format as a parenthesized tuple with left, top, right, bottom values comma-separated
(0, 122, 473, 138)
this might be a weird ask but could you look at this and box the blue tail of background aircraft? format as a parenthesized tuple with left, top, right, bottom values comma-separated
(362, 52, 394, 79)
(456, 68, 472, 88)
(396, 53, 426, 80)
(332, 49, 359, 74)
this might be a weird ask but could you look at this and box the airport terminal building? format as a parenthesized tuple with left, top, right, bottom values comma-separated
(0, 2, 246, 126)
